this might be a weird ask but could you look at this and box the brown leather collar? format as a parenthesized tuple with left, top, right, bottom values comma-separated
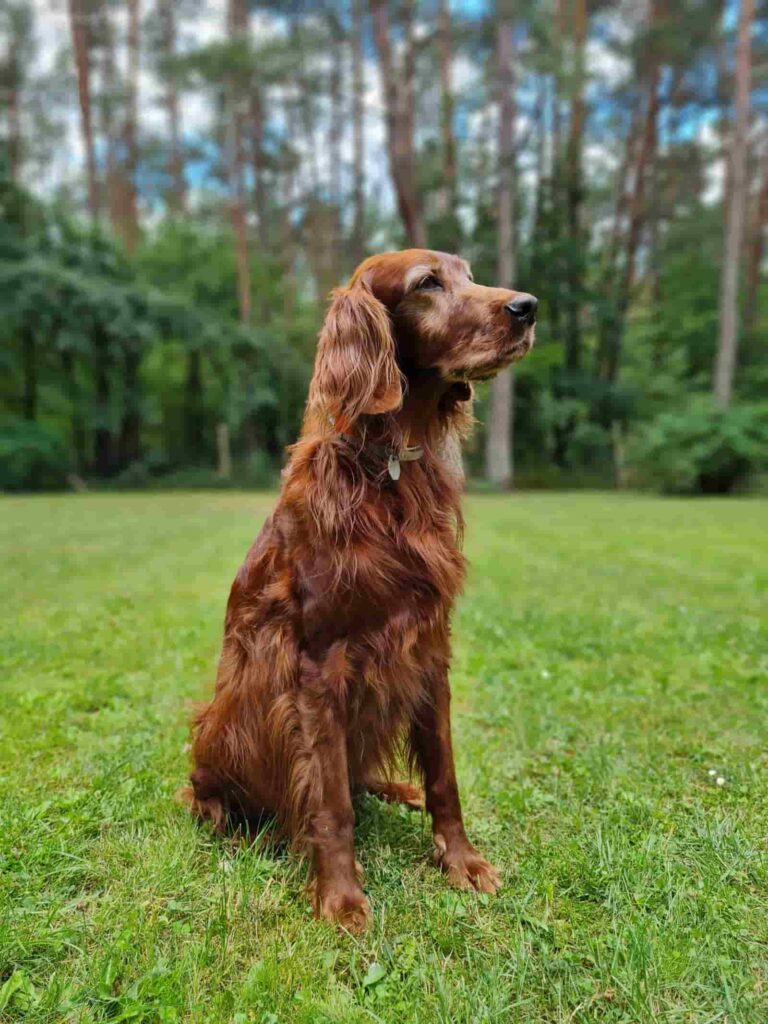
(337, 433, 424, 481)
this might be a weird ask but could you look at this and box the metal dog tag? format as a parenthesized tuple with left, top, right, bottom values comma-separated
(387, 454, 401, 481)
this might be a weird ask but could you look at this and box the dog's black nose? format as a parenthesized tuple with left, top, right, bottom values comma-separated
(505, 294, 538, 323)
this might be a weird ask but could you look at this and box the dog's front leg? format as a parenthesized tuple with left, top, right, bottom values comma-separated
(412, 668, 501, 894)
(296, 671, 370, 933)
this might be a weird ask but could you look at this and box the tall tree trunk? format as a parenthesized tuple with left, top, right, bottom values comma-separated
(227, 0, 258, 462)
(486, 15, 517, 489)
(370, 0, 426, 247)
(226, 0, 252, 325)
(159, 0, 185, 214)
(436, 0, 457, 225)
(605, 55, 661, 384)
(605, 110, 639, 282)
(647, 125, 664, 368)
(328, 14, 344, 210)
(249, 87, 267, 234)
(562, 0, 586, 373)
(101, 13, 125, 242)
(552, 0, 565, 172)
(123, 0, 140, 253)
(6, 49, 21, 183)
(68, 0, 99, 221)
(293, 19, 320, 200)
(279, 95, 299, 317)
(400, 0, 424, 245)
(594, 0, 662, 387)
(545, 0, 566, 344)
(327, 11, 345, 284)
(530, 75, 547, 245)
(249, 84, 272, 325)
(743, 152, 768, 343)
(714, 0, 755, 407)
(351, 0, 366, 264)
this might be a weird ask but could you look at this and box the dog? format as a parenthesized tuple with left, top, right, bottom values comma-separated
(185, 249, 537, 931)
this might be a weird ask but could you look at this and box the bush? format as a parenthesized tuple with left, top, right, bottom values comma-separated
(239, 450, 278, 489)
(629, 398, 768, 495)
(568, 421, 614, 469)
(112, 461, 152, 489)
(0, 418, 71, 491)
(106, 452, 278, 491)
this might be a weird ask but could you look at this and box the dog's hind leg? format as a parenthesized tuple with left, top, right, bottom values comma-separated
(180, 765, 266, 834)
(184, 679, 274, 835)
(361, 779, 425, 809)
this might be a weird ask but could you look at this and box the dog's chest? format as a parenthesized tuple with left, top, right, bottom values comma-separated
(299, 511, 462, 638)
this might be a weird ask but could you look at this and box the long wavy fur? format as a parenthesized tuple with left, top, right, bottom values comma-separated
(186, 259, 472, 846)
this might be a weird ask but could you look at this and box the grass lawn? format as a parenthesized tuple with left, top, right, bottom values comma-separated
(1, 491, 767, 1024)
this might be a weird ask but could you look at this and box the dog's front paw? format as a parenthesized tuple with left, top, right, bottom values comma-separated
(313, 885, 372, 933)
(433, 833, 501, 894)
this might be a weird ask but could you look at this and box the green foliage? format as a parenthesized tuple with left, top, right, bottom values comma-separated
(136, 219, 315, 457)
(0, 185, 303, 487)
(630, 397, 768, 494)
(2, 0, 767, 491)
(0, 180, 46, 260)
(652, 207, 721, 380)
(0, 417, 71, 490)
(110, 452, 278, 491)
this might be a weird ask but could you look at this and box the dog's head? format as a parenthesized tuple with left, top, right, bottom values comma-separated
(308, 249, 536, 430)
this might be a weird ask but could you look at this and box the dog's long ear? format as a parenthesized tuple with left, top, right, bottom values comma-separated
(308, 280, 403, 430)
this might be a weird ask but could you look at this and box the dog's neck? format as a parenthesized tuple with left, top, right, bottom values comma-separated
(396, 374, 449, 447)
(348, 374, 456, 451)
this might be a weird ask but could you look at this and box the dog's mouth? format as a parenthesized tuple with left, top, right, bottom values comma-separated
(497, 327, 536, 366)
(447, 328, 535, 384)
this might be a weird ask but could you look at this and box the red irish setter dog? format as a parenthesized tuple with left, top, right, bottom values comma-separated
(185, 249, 537, 931)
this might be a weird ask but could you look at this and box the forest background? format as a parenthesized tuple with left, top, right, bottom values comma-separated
(1, 0, 766, 495)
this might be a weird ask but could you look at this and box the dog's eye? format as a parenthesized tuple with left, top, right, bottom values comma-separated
(418, 275, 443, 291)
